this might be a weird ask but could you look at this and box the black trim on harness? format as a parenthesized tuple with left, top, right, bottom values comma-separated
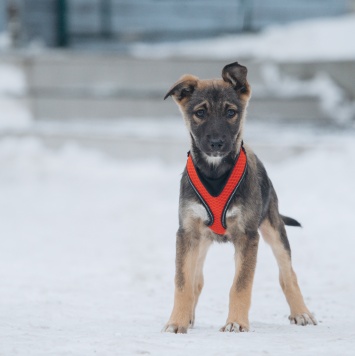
(221, 160, 247, 228)
(186, 173, 214, 226)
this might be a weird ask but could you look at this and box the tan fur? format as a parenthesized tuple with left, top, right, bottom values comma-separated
(191, 237, 212, 326)
(164, 243, 200, 333)
(192, 100, 209, 111)
(221, 234, 260, 332)
(259, 219, 317, 325)
(163, 235, 212, 333)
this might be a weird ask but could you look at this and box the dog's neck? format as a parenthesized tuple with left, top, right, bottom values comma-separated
(190, 139, 242, 179)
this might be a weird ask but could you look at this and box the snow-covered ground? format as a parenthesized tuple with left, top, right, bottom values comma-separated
(0, 123, 355, 355)
(0, 63, 31, 130)
(131, 14, 355, 62)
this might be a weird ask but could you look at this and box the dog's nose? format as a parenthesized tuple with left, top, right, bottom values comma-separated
(209, 138, 225, 151)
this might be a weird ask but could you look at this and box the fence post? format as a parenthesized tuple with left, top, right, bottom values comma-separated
(57, 0, 68, 47)
(100, 0, 112, 38)
(241, 0, 253, 32)
(6, 0, 21, 47)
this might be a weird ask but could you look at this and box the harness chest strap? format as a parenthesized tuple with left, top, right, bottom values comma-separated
(186, 147, 247, 235)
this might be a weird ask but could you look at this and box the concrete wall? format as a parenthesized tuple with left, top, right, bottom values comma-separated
(1, 52, 354, 124)
(0, 1, 6, 32)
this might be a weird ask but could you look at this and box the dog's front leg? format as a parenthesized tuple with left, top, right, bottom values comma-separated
(163, 229, 199, 334)
(220, 232, 260, 332)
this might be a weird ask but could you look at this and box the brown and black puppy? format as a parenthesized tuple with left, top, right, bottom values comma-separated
(163, 62, 317, 334)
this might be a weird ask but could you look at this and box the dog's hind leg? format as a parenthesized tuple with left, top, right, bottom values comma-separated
(259, 218, 317, 325)
(163, 229, 201, 334)
(190, 237, 212, 328)
(220, 231, 260, 332)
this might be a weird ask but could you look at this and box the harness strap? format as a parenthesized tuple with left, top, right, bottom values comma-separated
(186, 147, 247, 235)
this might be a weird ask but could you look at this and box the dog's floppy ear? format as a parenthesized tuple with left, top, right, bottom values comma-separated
(164, 75, 198, 102)
(222, 62, 248, 94)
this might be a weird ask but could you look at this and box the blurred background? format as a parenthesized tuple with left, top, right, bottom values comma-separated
(1, 0, 355, 161)
(1, 1, 355, 354)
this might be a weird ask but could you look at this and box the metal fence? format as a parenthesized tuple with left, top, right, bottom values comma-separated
(2, 0, 352, 48)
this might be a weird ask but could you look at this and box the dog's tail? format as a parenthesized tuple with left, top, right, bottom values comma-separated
(280, 214, 302, 227)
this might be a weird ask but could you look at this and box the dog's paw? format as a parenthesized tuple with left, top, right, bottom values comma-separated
(289, 313, 317, 326)
(162, 323, 188, 334)
(220, 322, 249, 333)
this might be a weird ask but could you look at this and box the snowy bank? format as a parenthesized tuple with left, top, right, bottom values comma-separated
(131, 15, 355, 62)
(0, 63, 32, 130)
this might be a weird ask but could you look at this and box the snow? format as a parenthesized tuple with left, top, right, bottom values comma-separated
(0, 32, 11, 50)
(131, 15, 355, 62)
(257, 65, 355, 125)
(1, 123, 355, 355)
(0, 63, 32, 130)
(0, 98, 32, 129)
(0, 64, 26, 95)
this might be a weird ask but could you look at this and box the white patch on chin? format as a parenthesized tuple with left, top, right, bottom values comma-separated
(202, 153, 224, 166)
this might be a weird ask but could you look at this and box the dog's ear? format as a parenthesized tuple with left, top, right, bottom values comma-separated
(222, 62, 248, 94)
(164, 75, 198, 102)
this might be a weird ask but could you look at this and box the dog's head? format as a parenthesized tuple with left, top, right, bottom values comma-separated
(164, 62, 251, 161)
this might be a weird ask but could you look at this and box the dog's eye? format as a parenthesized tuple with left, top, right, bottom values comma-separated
(227, 109, 236, 118)
(195, 109, 206, 119)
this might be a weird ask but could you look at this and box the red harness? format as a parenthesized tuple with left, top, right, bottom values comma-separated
(186, 147, 247, 235)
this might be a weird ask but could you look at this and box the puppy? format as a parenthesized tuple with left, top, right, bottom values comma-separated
(163, 62, 317, 333)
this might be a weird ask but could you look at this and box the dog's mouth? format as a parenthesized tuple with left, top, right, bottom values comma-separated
(194, 136, 233, 162)
(202, 145, 231, 158)
(201, 146, 231, 162)
(202, 151, 227, 165)
(208, 151, 225, 157)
